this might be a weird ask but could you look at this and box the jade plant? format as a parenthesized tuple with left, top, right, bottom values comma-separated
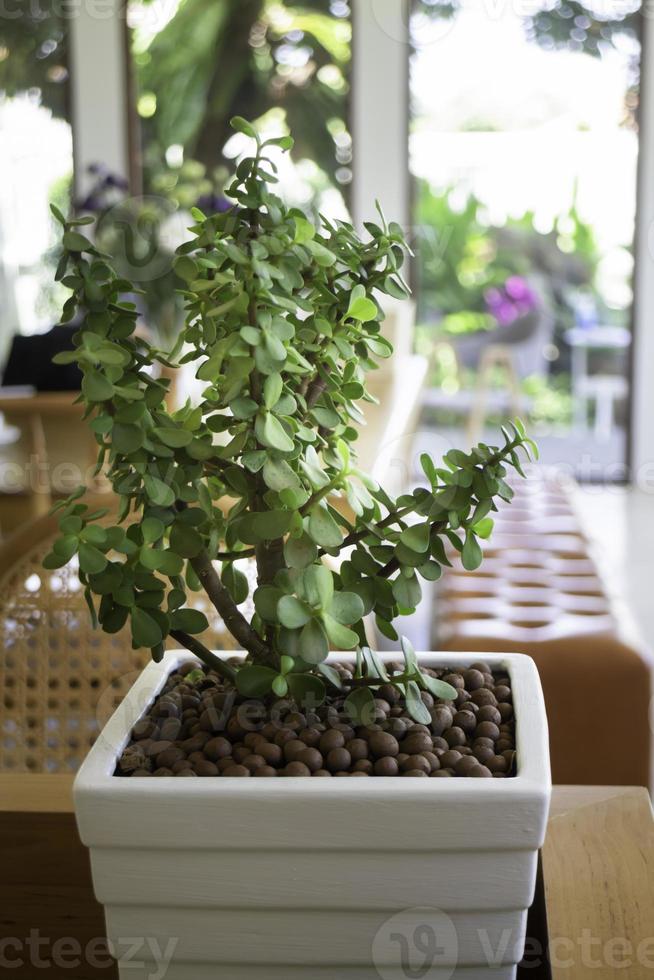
(46, 117, 537, 722)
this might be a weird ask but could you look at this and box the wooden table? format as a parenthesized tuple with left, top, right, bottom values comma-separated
(0, 780, 652, 978)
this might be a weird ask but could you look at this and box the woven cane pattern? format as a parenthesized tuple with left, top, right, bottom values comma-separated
(0, 530, 240, 774)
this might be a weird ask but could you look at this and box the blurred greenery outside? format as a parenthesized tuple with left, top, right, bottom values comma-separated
(410, 0, 640, 431)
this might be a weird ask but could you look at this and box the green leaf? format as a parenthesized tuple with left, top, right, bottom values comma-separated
(230, 115, 257, 139)
(293, 216, 315, 244)
(256, 412, 294, 452)
(170, 522, 204, 559)
(153, 426, 193, 449)
(272, 674, 288, 697)
(262, 457, 302, 493)
(404, 680, 432, 725)
(321, 613, 359, 649)
(278, 595, 312, 629)
(254, 585, 284, 622)
(346, 295, 378, 322)
(82, 371, 114, 402)
(170, 608, 209, 634)
(392, 572, 422, 610)
(112, 422, 143, 454)
(173, 256, 198, 282)
(461, 530, 483, 571)
(286, 672, 326, 708)
(284, 533, 317, 569)
(131, 607, 164, 648)
(308, 505, 343, 549)
(418, 671, 458, 701)
(63, 230, 92, 252)
(78, 542, 107, 575)
(400, 635, 419, 675)
(299, 618, 329, 664)
(473, 517, 494, 540)
(235, 665, 277, 698)
(399, 522, 430, 554)
(263, 373, 283, 410)
(344, 686, 376, 726)
(222, 564, 249, 604)
(143, 475, 176, 507)
(329, 591, 365, 625)
(299, 563, 333, 609)
(142, 517, 165, 543)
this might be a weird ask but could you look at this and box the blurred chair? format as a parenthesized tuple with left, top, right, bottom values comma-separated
(0, 391, 99, 526)
(0, 513, 239, 775)
(355, 298, 428, 497)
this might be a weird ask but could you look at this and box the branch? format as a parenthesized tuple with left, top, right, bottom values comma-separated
(190, 549, 272, 662)
(170, 630, 237, 684)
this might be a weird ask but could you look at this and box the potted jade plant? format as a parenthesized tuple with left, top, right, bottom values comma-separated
(51, 119, 550, 979)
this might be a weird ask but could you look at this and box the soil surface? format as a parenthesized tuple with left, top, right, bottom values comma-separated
(115, 660, 516, 777)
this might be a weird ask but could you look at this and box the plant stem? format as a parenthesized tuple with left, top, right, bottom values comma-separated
(169, 629, 237, 683)
(189, 549, 271, 661)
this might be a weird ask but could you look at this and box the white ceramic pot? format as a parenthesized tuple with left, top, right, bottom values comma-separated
(74, 651, 551, 980)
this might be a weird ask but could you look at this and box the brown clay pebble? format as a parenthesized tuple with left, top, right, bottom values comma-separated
(132, 719, 157, 740)
(440, 750, 463, 768)
(401, 732, 432, 755)
(402, 769, 428, 777)
(373, 756, 399, 776)
(313, 769, 332, 777)
(353, 759, 374, 774)
(194, 759, 219, 776)
(346, 738, 369, 762)
(242, 754, 266, 773)
(477, 705, 502, 726)
(473, 744, 495, 765)
(444, 727, 466, 748)
(175, 768, 198, 777)
(222, 764, 250, 777)
(368, 731, 400, 758)
(204, 737, 232, 762)
(453, 710, 477, 735)
(462, 668, 485, 691)
(156, 746, 185, 769)
(298, 748, 323, 772)
(284, 739, 307, 763)
(159, 717, 182, 741)
(470, 688, 497, 707)
(400, 754, 431, 775)
(476, 721, 501, 741)
(145, 739, 173, 758)
(326, 748, 352, 773)
(469, 765, 493, 777)
(299, 728, 321, 747)
(443, 673, 465, 689)
(488, 755, 509, 773)
(423, 751, 441, 772)
(258, 742, 283, 766)
(253, 766, 278, 777)
(283, 761, 312, 776)
(153, 767, 174, 776)
(274, 728, 295, 747)
(455, 755, 480, 776)
(431, 770, 452, 777)
(319, 730, 345, 754)
(494, 685, 512, 703)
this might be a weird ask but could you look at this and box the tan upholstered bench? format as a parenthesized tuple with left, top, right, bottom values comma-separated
(437, 471, 653, 788)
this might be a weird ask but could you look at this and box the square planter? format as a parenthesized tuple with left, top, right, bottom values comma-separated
(74, 651, 551, 980)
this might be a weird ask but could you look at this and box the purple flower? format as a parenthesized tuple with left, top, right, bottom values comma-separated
(484, 277, 538, 326)
(196, 193, 233, 214)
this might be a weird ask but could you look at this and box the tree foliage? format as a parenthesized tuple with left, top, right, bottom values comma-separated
(46, 119, 537, 706)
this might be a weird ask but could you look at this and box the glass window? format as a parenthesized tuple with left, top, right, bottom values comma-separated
(410, 0, 641, 481)
(0, 4, 73, 364)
